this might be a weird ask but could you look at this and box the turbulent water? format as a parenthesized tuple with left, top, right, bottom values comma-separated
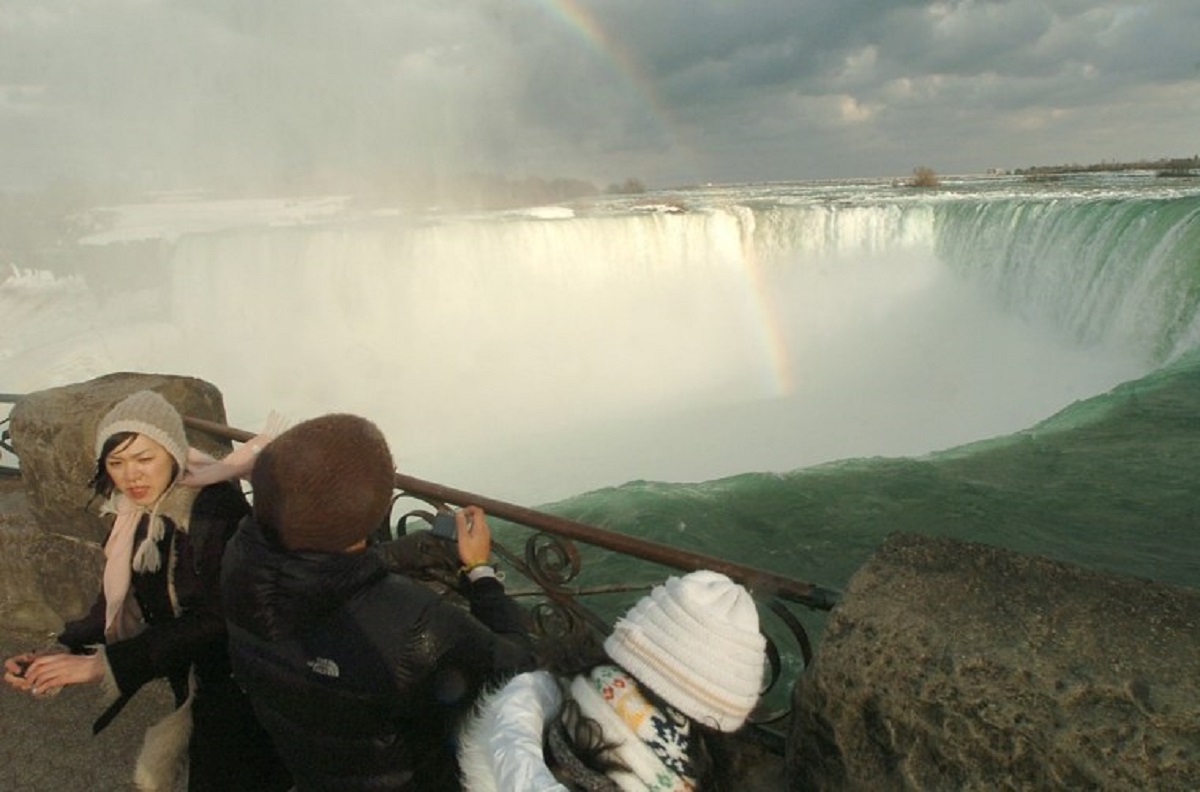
(4, 173, 1199, 661)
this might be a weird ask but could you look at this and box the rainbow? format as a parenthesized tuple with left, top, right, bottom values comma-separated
(756, 279, 796, 399)
(531, 2, 793, 397)
(531, 0, 682, 150)
(737, 219, 796, 399)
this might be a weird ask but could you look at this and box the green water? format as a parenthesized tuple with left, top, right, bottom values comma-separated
(501, 349, 1199, 707)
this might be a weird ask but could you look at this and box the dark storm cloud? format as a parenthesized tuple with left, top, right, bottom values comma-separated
(614, 0, 1200, 180)
(0, 1, 1196, 192)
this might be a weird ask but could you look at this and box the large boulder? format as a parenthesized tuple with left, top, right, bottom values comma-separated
(1, 373, 233, 630)
(787, 532, 1200, 790)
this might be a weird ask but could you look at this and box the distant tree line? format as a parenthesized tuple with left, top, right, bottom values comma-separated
(0, 168, 653, 248)
(1015, 156, 1199, 177)
(0, 168, 655, 272)
(343, 170, 648, 212)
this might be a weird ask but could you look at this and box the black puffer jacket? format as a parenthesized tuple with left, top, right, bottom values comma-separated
(60, 484, 248, 699)
(221, 517, 536, 791)
(61, 482, 291, 792)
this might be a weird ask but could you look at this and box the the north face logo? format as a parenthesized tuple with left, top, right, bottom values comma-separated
(307, 657, 340, 678)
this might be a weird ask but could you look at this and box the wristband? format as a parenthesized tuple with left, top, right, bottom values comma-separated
(459, 560, 490, 575)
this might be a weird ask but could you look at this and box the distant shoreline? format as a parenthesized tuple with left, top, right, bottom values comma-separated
(1013, 155, 1198, 176)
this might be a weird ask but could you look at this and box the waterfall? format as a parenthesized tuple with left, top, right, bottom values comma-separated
(5, 179, 1181, 502)
(935, 196, 1200, 363)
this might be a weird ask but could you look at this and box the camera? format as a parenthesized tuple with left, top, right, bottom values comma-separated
(430, 511, 457, 541)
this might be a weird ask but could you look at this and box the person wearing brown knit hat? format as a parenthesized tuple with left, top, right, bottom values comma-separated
(458, 570, 768, 792)
(221, 413, 536, 792)
(250, 412, 398, 553)
(3, 388, 292, 792)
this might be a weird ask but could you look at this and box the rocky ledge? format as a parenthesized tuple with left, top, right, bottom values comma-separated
(788, 532, 1200, 790)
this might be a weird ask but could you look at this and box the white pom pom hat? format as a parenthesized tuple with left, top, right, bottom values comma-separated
(603, 570, 767, 732)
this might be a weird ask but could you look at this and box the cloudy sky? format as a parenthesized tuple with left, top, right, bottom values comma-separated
(1, 0, 1197, 193)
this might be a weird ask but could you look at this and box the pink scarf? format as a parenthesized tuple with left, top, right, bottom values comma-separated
(101, 424, 280, 641)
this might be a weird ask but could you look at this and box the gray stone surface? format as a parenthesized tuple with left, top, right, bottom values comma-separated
(787, 531, 1200, 791)
(8, 372, 232, 543)
(0, 626, 181, 791)
(0, 492, 100, 633)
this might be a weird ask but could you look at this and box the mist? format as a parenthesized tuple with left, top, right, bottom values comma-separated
(1, 3, 673, 198)
(2, 194, 1148, 505)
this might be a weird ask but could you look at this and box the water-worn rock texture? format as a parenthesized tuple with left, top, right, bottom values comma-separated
(0, 483, 102, 632)
(1, 373, 232, 631)
(787, 532, 1200, 790)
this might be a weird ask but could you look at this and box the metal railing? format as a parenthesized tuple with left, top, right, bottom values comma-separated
(182, 416, 839, 751)
(0, 395, 840, 751)
(183, 416, 840, 611)
(0, 393, 21, 478)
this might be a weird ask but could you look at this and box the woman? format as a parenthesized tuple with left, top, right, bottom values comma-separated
(458, 569, 768, 791)
(1, 389, 290, 792)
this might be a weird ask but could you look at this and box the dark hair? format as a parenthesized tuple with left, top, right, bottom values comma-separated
(552, 685, 628, 777)
(551, 664, 730, 789)
(537, 626, 730, 790)
(87, 431, 180, 500)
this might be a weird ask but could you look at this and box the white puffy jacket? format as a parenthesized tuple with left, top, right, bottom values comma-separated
(458, 670, 570, 792)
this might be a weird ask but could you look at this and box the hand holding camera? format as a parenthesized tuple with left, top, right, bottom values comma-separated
(427, 507, 492, 571)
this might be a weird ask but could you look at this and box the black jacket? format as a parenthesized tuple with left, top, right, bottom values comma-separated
(61, 482, 291, 792)
(221, 517, 536, 791)
(62, 484, 247, 695)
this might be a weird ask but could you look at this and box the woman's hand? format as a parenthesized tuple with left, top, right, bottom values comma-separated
(17, 651, 104, 697)
(3, 652, 38, 692)
(455, 505, 492, 567)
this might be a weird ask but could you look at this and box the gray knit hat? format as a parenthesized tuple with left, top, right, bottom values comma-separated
(604, 570, 767, 732)
(251, 413, 395, 553)
(95, 390, 189, 471)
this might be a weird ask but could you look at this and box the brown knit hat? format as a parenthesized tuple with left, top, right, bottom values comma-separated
(251, 413, 396, 552)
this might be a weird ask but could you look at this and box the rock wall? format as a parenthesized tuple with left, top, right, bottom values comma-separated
(1, 373, 232, 631)
(787, 532, 1200, 791)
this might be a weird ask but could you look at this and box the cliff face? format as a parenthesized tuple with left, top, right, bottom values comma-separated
(788, 532, 1200, 791)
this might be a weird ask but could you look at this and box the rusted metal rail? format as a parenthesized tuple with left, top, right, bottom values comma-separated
(184, 415, 840, 611)
(0, 393, 21, 478)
